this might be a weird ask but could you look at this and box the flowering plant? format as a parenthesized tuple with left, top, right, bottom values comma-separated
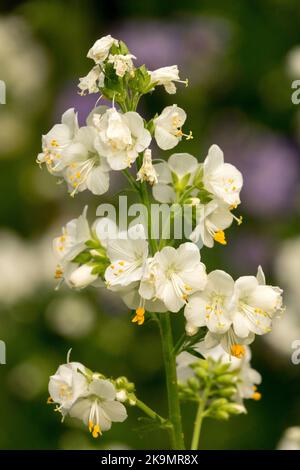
(38, 35, 284, 449)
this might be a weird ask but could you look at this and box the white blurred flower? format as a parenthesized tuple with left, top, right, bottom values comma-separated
(136, 148, 158, 185)
(46, 296, 96, 339)
(277, 427, 300, 450)
(286, 46, 300, 79)
(87, 35, 118, 64)
(69, 378, 127, 437)
(78, 65, 104, 95)
(153, 242, 207, 312)
(149, 65, 186, 94)
(153, 152, 199, 202)
(203, 144, 243, 207)
(108, 53, 136, 77)
(93, 107, 151, 170)
(153, 105, 191, 150)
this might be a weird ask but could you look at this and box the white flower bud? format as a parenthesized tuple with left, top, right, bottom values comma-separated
(69, 265, 98, 289)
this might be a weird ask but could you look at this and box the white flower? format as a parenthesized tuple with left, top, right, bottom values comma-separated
(153, 152, 199, 203)
(153, 105, 191, 151)
(87, 35, 118, 64)
(149, 65, 186, 94)
(231, 266, 283, 338)
(108, 53, 136, 77)
(136, 148, 158, 185)
(286, 46, 300, 79)
(93, 108, 151, 170)
(78, 65, 104, 95)
(184, 270, 234, 335)
(48, 362, 88, 414)
(189, 199, 235, 248)
(153, 242, 207, 312)
(37, 108, 79, 174)
(69, 377, 127, 437)
(52, 206, 91, 282)
(63, 126, 110, 196)
(203, 144, 243, 207)
(277, 427, 300, 450)
(69, 264, 98, 289)
(105, 224, 148, 289)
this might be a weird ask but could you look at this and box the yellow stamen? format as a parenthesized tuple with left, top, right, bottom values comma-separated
(132, 307, 145, 326)
(252, 391, 262, 401)
(89, 420, 93, 433)
(119, 261, 125, 266)
(230, 344, 245, 358)
(54, 266, 63, 279)
(92, 424, 101, 438)
(47, 397, 54, 404)
(214, 230, 227, 245)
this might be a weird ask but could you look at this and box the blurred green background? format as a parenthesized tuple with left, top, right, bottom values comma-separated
(1, 0, 300, 450)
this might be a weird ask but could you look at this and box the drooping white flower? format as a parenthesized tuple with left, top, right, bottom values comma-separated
(78, 65, 104, 95)
(69, 377, 127, 437)
(153, 242, 207, 312)
(105, 224, 148, 289)
(37, 108, 79, 174)
(93, 107, 151, 170)
(152, 152, 199, 203)
(231, 266, 283, 338)
(63, 126, 110, 196)
(189, 199, 235, 248)
(154, 105, 191, 151)
(203, 326, 255, 358)
(108, 53, 136, 77)
(48, 362, 88, 415)
(203, 144, 243, 207)
(136, 148, 158, 185)
(87, 35, 118, 64)
(149, 65, 187, 94)
(184, 270, 234, 335)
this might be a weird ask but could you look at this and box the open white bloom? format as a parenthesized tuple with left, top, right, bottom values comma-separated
(93, 107, 151, 170)
(78, 65, 104, 95)
(105, 224, 148, 289)
(154, 105, 191, 151)
(204, 326, 255, 359)
(149, 65, 186, 94)
(231, 266, 283, 338)
(108, 53, 136, 77)
(52, 206, 91, 282)
(37, 108, 79, 175)
(184, 270, 234, 335)
(63, 126, 110, 196)
(48, 362, 88, 415)
(69, 377, 127, 438)
(87, 35, 118, 64)
(203, 144, 243, 207)
(189, 199, 235, 247)
(153, 152, 199, 203)
(136, 148, 158, 185)
(154, 242, 207, 312)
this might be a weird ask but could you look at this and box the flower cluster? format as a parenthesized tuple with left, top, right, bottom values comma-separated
(39, 34, 284, 446)
(48, 357, 129, 438)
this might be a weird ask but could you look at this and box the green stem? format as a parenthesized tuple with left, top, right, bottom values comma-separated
(159, 314, 185, 449)
(135, 398, 167, 425)
(191, 387, 209, 450)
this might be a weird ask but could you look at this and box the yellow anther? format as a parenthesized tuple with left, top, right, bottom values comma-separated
(118, 269, 124, 274)
(132, 307, 145, 326)
(252, 391, 262, 401)
(47, 397, 54, 404)
(182, 294, 188, 300)
(119, 261, 125, 266)
(92, 424, 101, 438)
(214, 230, 227, 245)
(230, 344, 246, 358)
(54, 266, 63, 279)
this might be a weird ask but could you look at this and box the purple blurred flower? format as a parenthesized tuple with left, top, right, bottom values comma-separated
(210, 117, 300, 217)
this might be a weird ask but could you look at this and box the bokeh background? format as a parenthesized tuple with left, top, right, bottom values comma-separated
(1, 0, 300, 450)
